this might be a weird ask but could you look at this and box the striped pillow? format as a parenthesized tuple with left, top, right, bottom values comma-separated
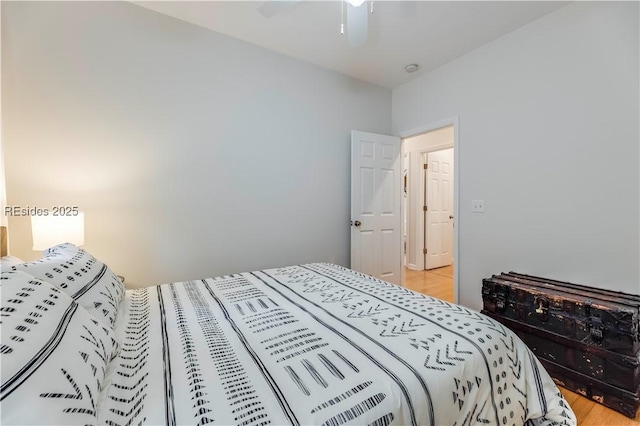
(12, 244, 124, 329)
(0, 270, 118, 425)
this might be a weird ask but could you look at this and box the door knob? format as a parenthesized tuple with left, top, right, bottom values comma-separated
(353, 220, 362, 227)
(449, 215, 454, 220)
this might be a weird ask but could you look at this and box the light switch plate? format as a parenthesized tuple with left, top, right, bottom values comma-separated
(472, 199, 485, 213)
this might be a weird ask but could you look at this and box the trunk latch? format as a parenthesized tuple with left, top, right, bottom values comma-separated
(534, 296, 549, 322)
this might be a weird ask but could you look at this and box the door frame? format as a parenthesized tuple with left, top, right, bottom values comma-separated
(408, 141, 454, 271)
(399, 117, 459, 304)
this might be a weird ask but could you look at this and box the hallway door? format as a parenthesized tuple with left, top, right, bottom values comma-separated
(424, 148, 454, 270)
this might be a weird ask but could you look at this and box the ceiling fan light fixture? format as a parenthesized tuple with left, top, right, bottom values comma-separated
(346, 0, 367, 8)
(404, 64, 419, 73)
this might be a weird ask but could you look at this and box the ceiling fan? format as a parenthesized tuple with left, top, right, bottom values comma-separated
(257, 0, 371, 47)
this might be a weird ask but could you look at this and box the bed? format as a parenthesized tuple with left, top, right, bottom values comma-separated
(1, 237, 576, 425)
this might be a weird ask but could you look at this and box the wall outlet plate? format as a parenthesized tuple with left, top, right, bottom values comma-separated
(472, 199, 485, 213)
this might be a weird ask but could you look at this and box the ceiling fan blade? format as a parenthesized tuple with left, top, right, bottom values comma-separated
(257, 1, 301, 18)
(346, 3, 368, 47)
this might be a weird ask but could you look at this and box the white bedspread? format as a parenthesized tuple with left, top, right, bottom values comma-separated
(98, 263, 576, 426)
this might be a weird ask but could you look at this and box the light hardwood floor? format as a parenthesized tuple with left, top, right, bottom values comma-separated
(402, 266, 640, 425)
(403, 265, 455, 303)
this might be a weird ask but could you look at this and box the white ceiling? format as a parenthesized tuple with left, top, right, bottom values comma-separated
(132, 1, 570, 89)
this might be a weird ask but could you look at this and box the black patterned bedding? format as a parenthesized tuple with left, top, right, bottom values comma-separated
(101, 263, 574, 426)
(1, 249, 576, 425)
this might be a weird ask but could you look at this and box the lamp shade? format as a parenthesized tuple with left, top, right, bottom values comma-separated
(31, 212, 85, 250)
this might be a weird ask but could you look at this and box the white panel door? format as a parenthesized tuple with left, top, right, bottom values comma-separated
(351, 131, 402, 284)
(425, 149, 454, 270)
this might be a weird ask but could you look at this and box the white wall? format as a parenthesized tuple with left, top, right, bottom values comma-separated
(2, 1, 391, 287)
(403, 126, 454, 270)
(393, 1, 640, 310)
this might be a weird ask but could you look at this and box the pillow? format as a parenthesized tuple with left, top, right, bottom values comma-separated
(0, 270, 118, 426)
(11, 243, 125, 329)
(1, 255, 24, 268)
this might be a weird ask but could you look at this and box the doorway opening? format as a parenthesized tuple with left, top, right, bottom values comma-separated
(401, 121, 457, 303)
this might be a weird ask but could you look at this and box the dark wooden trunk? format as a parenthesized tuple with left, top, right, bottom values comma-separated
(482, 272, 640, 355)
(539, 358, 640, 419)
(482, 272, 640, 418)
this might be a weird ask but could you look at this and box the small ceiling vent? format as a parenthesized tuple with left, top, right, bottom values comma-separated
(404, 64, 419, 73)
